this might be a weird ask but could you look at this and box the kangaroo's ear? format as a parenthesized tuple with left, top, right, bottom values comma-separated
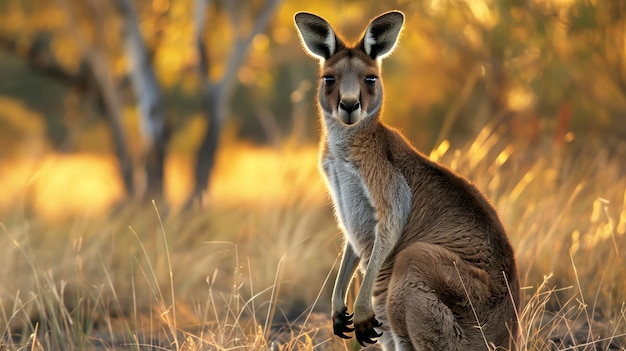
(294, 12, 343, 61)
(361, 11, 404, 60)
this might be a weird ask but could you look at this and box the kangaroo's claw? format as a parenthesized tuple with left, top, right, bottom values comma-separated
(332, 306, 355, 339)
(355, 316, 382, 346)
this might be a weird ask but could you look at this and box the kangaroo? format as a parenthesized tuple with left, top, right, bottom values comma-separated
(294, 11, 520, 351)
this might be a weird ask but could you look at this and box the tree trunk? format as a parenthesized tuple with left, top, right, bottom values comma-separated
(93, 70, 135, 197)
(144, 123, 169, 201)
(186, 83, 224, 207)
(115, 0, 168, 202)
(82, 53, 136, 197)
(72, 0, 138, 198)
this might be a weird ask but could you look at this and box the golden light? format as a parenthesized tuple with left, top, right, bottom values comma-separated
(253, 33, 270, 51)
(507, 86, 536, 112)
(463, 0, 496, 28)
(429, 139, 450, 162)
(209, 145, 323, 207)
(0, 142, 326, 219)
(152, 0, 170, 13)
(495, 145, 513, 167)
(272, 26, 291, 45)
(0, 154, 125, 220)
(238, 65, 256, 86)
(570, 229, 580, 254)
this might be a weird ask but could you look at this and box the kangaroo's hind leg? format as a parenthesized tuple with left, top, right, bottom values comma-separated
(370, 282, 397, 351)
(386, 242, 493, 351)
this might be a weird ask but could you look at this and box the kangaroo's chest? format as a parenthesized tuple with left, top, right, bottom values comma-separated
(321, 153, 377, 260)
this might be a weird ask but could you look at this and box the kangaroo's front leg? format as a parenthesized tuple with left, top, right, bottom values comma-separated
(332, 242, 359, 338)
(353, 165, 412, 346)
(352, 237, 386, 345)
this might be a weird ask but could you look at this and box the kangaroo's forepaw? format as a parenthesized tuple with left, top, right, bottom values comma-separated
(332, 306, 355, 339)
(354, 315, 382, 346)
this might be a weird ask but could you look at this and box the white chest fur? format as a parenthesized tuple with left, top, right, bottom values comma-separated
(321, 154, 378, 261)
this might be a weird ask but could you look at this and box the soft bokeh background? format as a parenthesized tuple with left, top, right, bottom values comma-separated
(0, 0, 625, 350)
(1, 0, 625, 217)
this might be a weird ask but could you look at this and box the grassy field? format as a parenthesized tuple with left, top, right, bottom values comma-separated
(0, 129, 625, 350)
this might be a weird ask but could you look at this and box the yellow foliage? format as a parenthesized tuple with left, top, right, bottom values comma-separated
(51, 33, 81, 73)
(464, 0, 498, 28)
(169, 114, 207, 152)
(205, 13, 234, 81)
(31, 3, 66, 31)
(272, 25, 292, 45)
(0, 3, 26, 32)
(154, 20, 197, 87)
(152, 0, 170, 14)
(253, 33, 270, 52)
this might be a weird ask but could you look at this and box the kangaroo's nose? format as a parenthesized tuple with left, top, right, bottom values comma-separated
(339, 99, 360, 114)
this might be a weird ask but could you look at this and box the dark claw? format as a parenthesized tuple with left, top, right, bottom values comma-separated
(332, 306, 355, 339)
(337, 331, 354, 339)
(355, 316, 383, 346)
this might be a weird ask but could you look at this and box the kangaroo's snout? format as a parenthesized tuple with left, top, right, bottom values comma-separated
(338, 98, 361, 124)
(340, 99, 360, 114)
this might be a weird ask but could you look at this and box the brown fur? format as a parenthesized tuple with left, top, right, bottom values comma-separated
(295, 11, 519, 351)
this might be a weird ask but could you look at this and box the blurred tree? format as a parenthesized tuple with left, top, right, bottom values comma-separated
(187, 0, 281, 208)
(419, 0, 553, 145)
(420, 0, 626, 146)
(0, 0, 136, 195)
(0, 0, 282, 207)
(115, 0, 168, 202)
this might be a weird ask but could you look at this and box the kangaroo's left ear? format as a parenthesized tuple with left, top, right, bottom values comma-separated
(361, 11, 404, 60)
(294, 12, 344, 61)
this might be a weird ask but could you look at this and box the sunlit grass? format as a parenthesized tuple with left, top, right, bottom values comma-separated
(0, 130, 625, 350)
(0, 144, 323, 219)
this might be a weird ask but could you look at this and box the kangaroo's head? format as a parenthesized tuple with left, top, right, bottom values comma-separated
(294, 11, 404, 127)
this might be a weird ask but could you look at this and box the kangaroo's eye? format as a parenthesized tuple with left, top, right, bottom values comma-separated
(322, 76, 335, 86)
(364, 75, 377, 86)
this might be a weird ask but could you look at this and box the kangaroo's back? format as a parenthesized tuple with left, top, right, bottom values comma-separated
(384, 124, 520, 345)
(295, 11, 519, 351)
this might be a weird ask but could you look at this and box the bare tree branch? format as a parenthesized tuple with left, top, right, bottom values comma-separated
(194, 0, 211, 80)
(0, 34, 88, 87)
(115, 0, 165, 148)
(220, 0, 281, 105)
(186, 0, 281, 208)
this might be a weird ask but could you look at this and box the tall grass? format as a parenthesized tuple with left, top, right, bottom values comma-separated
(0, 131, 625, 350)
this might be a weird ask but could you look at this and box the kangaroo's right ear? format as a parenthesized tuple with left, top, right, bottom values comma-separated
(294, 12, 343, 61)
